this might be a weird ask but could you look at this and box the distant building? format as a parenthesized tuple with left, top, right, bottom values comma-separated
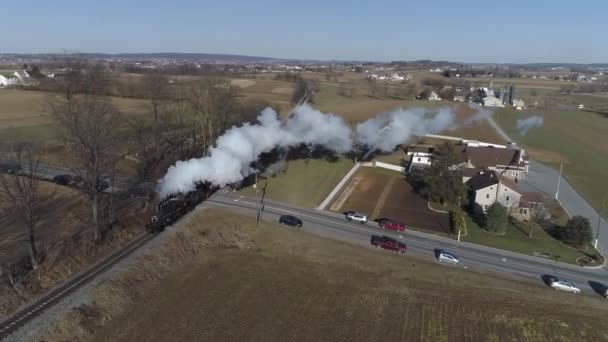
(405, 145, 434, 171)
(0, 75, 7, 86)
(428, 91, 442, 101)
(513, 99, 525, 110)
(453, 96, 465, 102)
(13, 70, 30, 79)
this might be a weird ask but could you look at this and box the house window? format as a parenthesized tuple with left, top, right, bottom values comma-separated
(519, 209, 524, 214)
(523, 209, 528, 214)
(486, 194, 490, 199)
(484, 205, 488, 210)
(506, 195, 510, 202)
(511, 171, 516, 176)
(417, 158, 421, 162)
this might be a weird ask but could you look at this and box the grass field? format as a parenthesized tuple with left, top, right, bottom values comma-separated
(462, 216, 599, 265)
(239, 158, 354, 208)
(493, 108, 608, 213)
(329, 167, 451, 234)
(49, 208, 608, 342)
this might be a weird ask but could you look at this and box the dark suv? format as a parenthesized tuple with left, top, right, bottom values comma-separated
(279, 215, 303, 228)
(53, 174, 83, 187)
(0, 162, 21, 174)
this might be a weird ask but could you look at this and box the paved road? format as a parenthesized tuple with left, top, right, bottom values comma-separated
(21, 162, 136, 193)
(483, 115, 608, 253)
(208, 193, 608, 297)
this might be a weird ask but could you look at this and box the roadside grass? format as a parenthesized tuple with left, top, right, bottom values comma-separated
(238, 158, 354, 208)
(494, 108, 608, 215)
(462, 215, 599, 265)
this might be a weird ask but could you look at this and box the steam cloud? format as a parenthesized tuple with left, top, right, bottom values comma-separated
(356, 107, 455, 152)
(516, 116, 544, 135)
(159, 105, 458, 197)
(158, 104, 352, 198)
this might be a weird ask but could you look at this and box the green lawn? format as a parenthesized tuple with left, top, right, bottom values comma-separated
(494, 108, 608, 216)
(238, 158, 354, 208)
(462, 216, 599, 265)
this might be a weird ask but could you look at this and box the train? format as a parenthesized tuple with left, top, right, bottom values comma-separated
(145, 181, 219, 233)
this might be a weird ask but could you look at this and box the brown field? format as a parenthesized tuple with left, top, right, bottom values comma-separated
(330, 167, 450, 234)
(0, 181, 88, 266)
(0, 89, 148, 128)
(45, 208, 608, 342)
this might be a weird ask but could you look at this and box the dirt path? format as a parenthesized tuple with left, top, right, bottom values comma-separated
(329, 177, 361, 212)
(371, 176, 395, 218)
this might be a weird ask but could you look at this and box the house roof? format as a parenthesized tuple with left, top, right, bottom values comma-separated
(468, 171, 499, 191)
(522, 191, 545, 203)
(497, 174, 522, 194)
(465, 146, 524, 168)
(406, 145, 434, 154)
(463, 168, 484, 178)
(469, 171, 522, 194)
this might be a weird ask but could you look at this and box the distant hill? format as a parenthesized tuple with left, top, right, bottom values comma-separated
(78, 52, 292, 63)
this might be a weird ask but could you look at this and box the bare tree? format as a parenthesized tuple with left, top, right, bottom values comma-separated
(0, 142, 52, 269)
(141, 72, 171, 150)
(48, 60, 122, 241)
(188, 78, 239, 152)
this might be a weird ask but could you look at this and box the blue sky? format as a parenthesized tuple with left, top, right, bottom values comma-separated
(1, 0, 606, 63)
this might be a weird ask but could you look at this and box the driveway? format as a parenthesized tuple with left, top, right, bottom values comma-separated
(484, 115, 608, 253)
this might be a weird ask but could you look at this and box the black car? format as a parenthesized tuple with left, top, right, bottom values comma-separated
(53, 174, 83, 186)
(0, 162, 22, 174)
(279, 215, 303, 228)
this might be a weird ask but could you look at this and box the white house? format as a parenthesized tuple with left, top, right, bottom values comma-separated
(405, 145, 434, 171)
(483, 95, 505, 107)
(468, 171, 522, 213)
(13, 70, 29, 79)
(513, 99, 525, 110)
(390, 73, 404, 81)
(428, 91, 442, 101)
(0, 75, 7, 87)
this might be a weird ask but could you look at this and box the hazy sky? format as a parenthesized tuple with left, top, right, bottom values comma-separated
(1, 0, 606, 63)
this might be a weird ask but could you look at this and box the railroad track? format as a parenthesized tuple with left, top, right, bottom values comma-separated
(0, 232, 155, 340)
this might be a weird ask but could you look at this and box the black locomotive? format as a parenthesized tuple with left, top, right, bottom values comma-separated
(145, 182, 218, 233)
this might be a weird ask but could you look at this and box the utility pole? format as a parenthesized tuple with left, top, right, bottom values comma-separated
(594, 194, 606, 249)
(555, 163, 563, 200)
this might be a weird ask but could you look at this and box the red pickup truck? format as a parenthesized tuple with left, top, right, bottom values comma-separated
(378, 219, 405, 232)
(370, 235, 406, 255)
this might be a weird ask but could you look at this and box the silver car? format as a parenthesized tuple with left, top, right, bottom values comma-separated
(345, 212, 368, 224)
(438, 251, 460, 264)
(549, 278, 581, 294)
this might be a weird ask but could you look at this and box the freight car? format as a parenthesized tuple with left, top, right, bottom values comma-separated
(146, 182, 218, 233)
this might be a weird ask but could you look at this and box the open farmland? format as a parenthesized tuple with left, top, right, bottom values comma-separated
(51, 208, 608, 342)
(330, 167, 450, 234)
(494, 108, 608, 213)
(0, 89, 148, 140)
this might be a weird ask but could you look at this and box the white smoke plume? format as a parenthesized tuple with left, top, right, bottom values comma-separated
(516, 115, 544, 135)
(356, 107, 455, 152)
(158, 104, 352, 197)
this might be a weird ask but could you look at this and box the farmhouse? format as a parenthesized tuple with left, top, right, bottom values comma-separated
(0, 75, 7, 87)
(428, 91, 441, 101)
(463, 145, 529, 181)
(467, 170, 544, 221)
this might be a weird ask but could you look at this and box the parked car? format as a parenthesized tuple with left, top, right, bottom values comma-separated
(0, 161, 21, 174)
(279, 215, 303, 228)
(346, 211, 368, 224)
(379, 219, 405, 232)
(549, 277, 580, 294)
(53, 174, 83, 187)
(370, 235, 406, 254)
(437, 250, 460, 264)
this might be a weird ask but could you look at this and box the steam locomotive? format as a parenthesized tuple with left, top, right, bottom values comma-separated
(145, 182, 218, 233)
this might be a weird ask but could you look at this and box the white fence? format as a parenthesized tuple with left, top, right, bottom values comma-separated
(370, 161, 405, 173)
